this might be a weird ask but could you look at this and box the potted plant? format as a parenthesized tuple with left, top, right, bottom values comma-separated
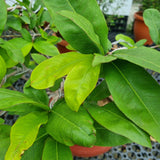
(1, 0, 160, 159)
(133, 0, 160, 45)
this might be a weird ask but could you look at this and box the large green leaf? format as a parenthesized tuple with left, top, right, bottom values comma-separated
(46, 99, 96, 147)
(0, 55, 6, 83)
(0, 125, 11, 160)
(42, 137, 72, 160)
(104, 60, 160, 143)
(85, 102, 151, 148)
(0, 88, 49, 111)
(143, 9, 160, 44)
(95, 122, 132, 147)
(5, 111, 48, 160)
(33, 40, 59, 56)
(31, 52, 93, 89)
(64, 55, 100, 111)
(0, 0, 7, 35)
(113, 46, 160, 73)
(43, 0, 107, 54)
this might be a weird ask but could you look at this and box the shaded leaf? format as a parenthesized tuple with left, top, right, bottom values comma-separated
(31, 54, 47, 64)
(0, 55, 6, 82)
(113, 46, 160, 73)
(85, 102, 151, 148)
(42, 137, 72, 160)
(104, 60, 160, 143)
(5, 111, 48, 160)
(20, 28, 32, 42)
(46, 99, 96, 147)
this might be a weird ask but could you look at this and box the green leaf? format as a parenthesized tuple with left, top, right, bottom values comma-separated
(92, 54, 117, 67)
(58, 10, 103, 54)
(31, 54, 47, 64)
(0, 0, 7, 35)
(20, 15, 30, 24)
(43, 0, 108, 53)
(0, 88, 49, 111)
(95, 122, 132, 147)
(49, 78, 63, 92)
(21, 128, 48, 160)
(5, 111, 48, 160)
(143, 9, 160, 44)
(7, 15, 22, 31)
(115, 34, 135, 48)
(134, 39, 147, 47)
(46, 99, 96, 147)
(24, 80, 49, 106)
(33, 40, 59, 56)
(104, 60, 160, 143)
(42, 137, 72, 160)
(85, 102, 151, 148)
(0, 118, 4, 124)
(112, 46, 160, 73)
(31, 52, 94, 89)
(0, 48, 18, 68)
(20, 28, 32, 42)
(64, 55, 100, 111)
(0, 125, 11, 160)
(87, 80, 110, 102)
(0, 55, 6, 82)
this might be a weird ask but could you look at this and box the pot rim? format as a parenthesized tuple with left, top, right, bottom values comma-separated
(134, 11, 144, 21)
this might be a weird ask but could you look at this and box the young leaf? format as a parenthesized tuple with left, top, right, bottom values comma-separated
(31, 54, 47, 64)
(115, 34, 135, 48)
(33, 40, 59, 56)
(95, 122, 132, 147)
(0, 55, 6, 83)
(20, 28, 32, 42)
(42, 137, 72, 160)
(58, 10, 103, 54)
(43, 0, 108, 53)
(134, 39, 147, 47)
(0, 0, 7, 35)
(5, 111, 48, 160)
(143, 9, 160, 44)
(104, 60, 160, 143)
(85, 102, 151, 148)
(0, 125, 11, 160)
(0, 88, 49, 111)
(92, 54, 117, 67)
(112, 46, 160, 73)
(64, 56, 100, 111)
(31, 52, 93, 89)
(46, 99, 96, 147)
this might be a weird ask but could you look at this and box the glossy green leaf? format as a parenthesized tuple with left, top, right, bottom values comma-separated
(43, 0, 106, 54)
(143, 9, 160, 44)
(58, 10, 103, 54)
(85, 102, 151, 148)
(33, 40, 59, 56)
(64, 56, 100, 111)
(104, 60, 160, 143)
(95, 122, 132, 146)
(92, 54, 117, 67)
(0, 88, 49, 111)
(42, 137, 72, 160)
(46, 99, 96, 147)
(31, 52, 93, 89)
(0, 0, 7, 35)
(5, 111, 48, 160)
(31, 54, 47, 64)
(0, 55, 6, 82)
(87, 80, 110, 102)
(115, 34, 135, 48)
(0, 125, 11, 160)
(7, 15, 22, 31)
(113, 46, 160, 73)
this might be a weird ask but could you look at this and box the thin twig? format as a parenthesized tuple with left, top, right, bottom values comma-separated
(150, 45, 160, 49)
(7, 5, 22, 12)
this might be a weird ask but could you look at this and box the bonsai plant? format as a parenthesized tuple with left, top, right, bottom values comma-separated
(1, 0, 160, 160)
(133, 0, 160, 45)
